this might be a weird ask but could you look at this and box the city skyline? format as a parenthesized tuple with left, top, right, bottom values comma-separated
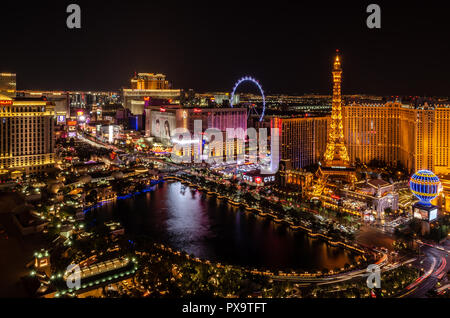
(1, 2, 450, 304)
(1, 2, 450, 96)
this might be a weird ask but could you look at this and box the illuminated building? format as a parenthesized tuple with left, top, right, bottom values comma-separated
(144, 105, 247, 160)
(343, 102, 402, 166)
(270, 116, 329, 170)
(340, 178, 399, 217)
(131, 73, 169, 90)
(145, 106, 247, 138)
(15, 90, 119, 121)
(343, 102, 450, 174)
(123, 89, 182, 116)
(0, 73, 16, 97)
(0, 94, 55, 176)
(279, 169, 314, 194)
(16, 90, 69, 119)
(193, 92, 240, 107)
(440, 176, 450, 214)
(123, 73, 181, 116)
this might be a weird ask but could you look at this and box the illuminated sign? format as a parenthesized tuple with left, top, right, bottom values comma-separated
(429, 209, 438, 221)
(414, 208, 427, 220)
(193, 108, 202, 113)
(263, 175, 276, 183)
(152, 111, 175, 140)
(57, 115, 66, 124)
(243, 174, 275, 184)
(160, 107, 166, 112)
(67, 120, 77, 126)
(414, 206, 438, 222)
(0, 100, 12, 106)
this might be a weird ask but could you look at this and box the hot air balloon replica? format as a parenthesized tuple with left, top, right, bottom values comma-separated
(409, 170, 441, 228)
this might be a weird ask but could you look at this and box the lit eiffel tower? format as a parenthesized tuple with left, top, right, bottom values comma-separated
(315, 51, 356, 192)
(323, 52, 350, 166)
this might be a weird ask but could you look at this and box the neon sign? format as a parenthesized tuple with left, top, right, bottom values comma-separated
(242, 175, 275, 184)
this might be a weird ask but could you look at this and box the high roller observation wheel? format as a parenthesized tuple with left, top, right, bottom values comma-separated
(230, 76, 266, 122)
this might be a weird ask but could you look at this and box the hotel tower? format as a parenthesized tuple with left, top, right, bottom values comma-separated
(0, 93, 55, 177)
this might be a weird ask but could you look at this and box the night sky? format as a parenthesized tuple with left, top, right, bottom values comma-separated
(1, 1, 449, 96)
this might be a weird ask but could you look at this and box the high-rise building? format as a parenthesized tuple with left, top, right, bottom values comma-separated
(145, 105, 247, 137)
(123, 73, 181, 116)
(131, 73, 169, 90)
(343, 102, 450, 174)
(271, 116, 329, 170)
(441, 176, 450, 213)
(16, 90, 70, 119)
(0, 73, 16, 98)
(0, 94, 55, 176)
(145, 105, 247, 161)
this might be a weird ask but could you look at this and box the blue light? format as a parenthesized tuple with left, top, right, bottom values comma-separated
(409, 170, 441, 205)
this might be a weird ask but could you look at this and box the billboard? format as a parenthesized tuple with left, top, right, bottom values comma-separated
(413, 208, 428, 220)
(151, 111, 176, 140)
(429, 208, 438, 221)
(413, 206, 438, 222)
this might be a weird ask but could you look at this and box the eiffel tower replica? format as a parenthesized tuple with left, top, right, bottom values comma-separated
(314, 52, 356, 195)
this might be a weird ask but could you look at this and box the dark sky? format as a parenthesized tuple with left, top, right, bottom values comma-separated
(1, 1, 449, 96)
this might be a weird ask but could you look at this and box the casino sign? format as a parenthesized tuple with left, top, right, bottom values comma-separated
(0, 99, 13, 106)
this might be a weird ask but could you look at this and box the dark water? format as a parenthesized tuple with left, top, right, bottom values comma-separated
(90, 181, 360, 271)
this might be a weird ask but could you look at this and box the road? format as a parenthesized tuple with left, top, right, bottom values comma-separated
(271, 250, 396, 285)
(398, 240, 449, 298)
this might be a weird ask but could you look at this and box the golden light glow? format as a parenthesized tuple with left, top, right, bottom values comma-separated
(323, 53, 350, 166)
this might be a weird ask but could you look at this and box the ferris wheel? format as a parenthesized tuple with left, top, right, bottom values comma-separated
(230, 76, 266, 122)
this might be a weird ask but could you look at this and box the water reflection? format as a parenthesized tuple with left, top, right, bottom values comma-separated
(91, 181, 360, 271)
